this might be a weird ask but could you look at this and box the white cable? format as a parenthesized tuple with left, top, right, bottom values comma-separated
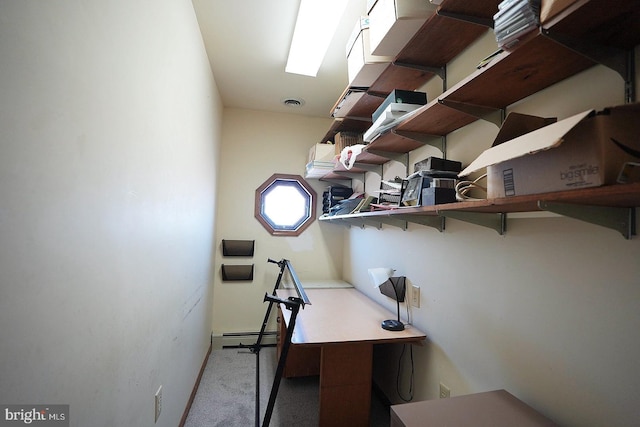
(455, 173, 488, 201)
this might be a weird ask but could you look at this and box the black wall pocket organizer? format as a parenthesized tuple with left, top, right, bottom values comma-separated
(222, 239, 255, 257)
(221, 264, 254, 281)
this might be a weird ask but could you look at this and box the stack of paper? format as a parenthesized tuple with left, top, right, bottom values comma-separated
(305, 161, 336, 179)
(363, 103, 422, 143)
(494, 0, 540, 50)
(350, 195, 377, 214)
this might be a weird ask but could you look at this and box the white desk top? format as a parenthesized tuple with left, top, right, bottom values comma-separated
(276, 287, 426, 346)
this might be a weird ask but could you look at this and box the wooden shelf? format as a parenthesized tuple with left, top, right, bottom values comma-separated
(544, 0, 640, 49)
(394, 31, 594, 138)
(319, 0, 640, 176)
(323, 0, 502, 143)
(390, 0, 640, 141)
(320, 184, 640, 238)
(314, 0, 640, 237)
(394, 0, 500, 69)
(321, 184, 640, 219)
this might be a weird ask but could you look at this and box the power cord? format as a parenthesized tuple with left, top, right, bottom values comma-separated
(455, 173, 487, 201)
(396, 344, 415, 402)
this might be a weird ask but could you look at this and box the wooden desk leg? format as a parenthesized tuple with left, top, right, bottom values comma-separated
(319, 342, 373, 427)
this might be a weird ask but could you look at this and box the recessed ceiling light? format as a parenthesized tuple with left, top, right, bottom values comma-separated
(282, 97, 305, 107)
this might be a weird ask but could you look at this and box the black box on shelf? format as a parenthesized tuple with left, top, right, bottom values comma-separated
(323, 186, 354, 213)
(415, 156, 462, 173)
(401, 171, 458, 206)
(421, 187, 457, 206)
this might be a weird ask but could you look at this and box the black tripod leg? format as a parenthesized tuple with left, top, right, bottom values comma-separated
(255, 350, 260, 427)
(262, 303, 300, 427)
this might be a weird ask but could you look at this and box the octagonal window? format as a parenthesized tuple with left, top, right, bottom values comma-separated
(255, 174, 316, 236)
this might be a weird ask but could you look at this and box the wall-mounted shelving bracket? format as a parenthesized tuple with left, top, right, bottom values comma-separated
(392, 61, 446, 82)
(538, 201, 636, 239)
(351, 162, 383, 173)
(394, 214, 445, 232)
(438, 99, 504, 127)
(365, 149, 409, 168)
(376, 217, 408, 231)
(541, 29, 636, 103)
(438, 211, 507, 235)
(391, 131, 446, 154)
(331, 217, 382, 230)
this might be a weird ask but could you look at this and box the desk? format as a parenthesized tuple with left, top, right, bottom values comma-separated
(276, 287, 426, 427)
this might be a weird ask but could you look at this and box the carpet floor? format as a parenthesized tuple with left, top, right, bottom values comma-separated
(184, 346, 390, 427)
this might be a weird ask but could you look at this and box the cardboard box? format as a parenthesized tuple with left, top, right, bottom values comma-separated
(367, 0, 437, 56)
(347, 17, 394, 87)
(308, 143, 336, 163)
(459, 104, 640, 198)
(540, 0, 576, 24)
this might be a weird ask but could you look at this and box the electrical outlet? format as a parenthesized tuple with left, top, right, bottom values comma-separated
(439, 382, 450, 399)
(155, 385, 162, 422)
(411, 285, 420, 308)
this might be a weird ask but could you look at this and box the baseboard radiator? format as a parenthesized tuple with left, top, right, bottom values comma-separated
(213, 331, 277, 349)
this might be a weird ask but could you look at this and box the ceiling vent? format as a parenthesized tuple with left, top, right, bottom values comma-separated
(282, 97, 305, 107)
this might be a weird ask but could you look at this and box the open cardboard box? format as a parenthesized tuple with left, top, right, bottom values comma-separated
(459, 104, 640, 199)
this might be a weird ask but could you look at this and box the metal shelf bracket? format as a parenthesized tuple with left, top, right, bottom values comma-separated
(377, 217, 409, 231)
(391, 131, 446, 153)
(365, 149, 409, 168)
(392, 61, 446, 81)
(345, 218, 382, 230)
(541, 29, 636, 103)
(438, 99, 504, 127)
(394, 214, 445, 232)
(351, 162, 382, 173)
(538, 201, 636, 239)
(438, 211, 507, 235)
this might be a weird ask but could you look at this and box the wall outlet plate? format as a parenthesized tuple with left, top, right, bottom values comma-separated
(411, 285, 420, 308)
(439, 382, 450, 398)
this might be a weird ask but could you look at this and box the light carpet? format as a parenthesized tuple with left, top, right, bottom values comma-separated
(184, 346, 390, 426)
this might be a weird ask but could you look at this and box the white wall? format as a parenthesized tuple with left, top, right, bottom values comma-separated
(344, 33, 640, 427)
(211, 108, 344, 339)
(0, 1, 222, 426)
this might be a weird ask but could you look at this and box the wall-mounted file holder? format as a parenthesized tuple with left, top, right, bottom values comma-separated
(222, 239, 255, 257)
(221, 264, 254, 281)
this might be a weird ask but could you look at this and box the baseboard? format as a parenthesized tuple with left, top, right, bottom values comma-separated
(179, 340, 212, 427)
(212, 331, 277, 350)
